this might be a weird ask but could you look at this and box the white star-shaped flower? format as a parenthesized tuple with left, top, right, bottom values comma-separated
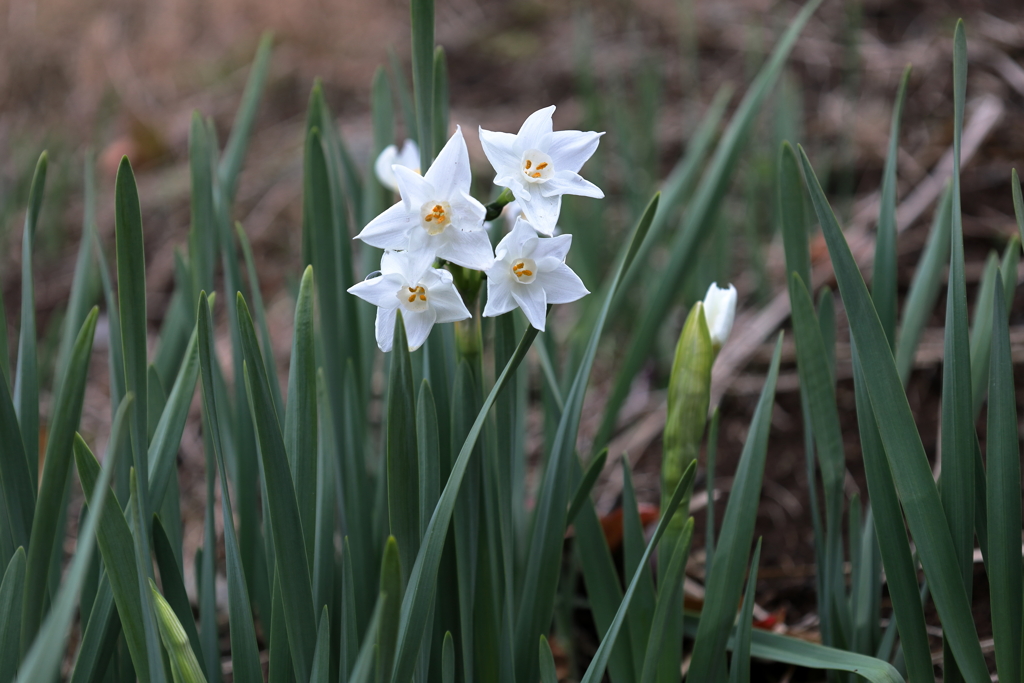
(356, 126, 492, 270)
(479, 106, 604, 236)
(374, 139, 420, 193)
(348, 250, 471, 352)
(483, 217, 589, 331)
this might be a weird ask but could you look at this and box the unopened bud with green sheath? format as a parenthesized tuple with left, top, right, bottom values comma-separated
(662, 301, 714, 526)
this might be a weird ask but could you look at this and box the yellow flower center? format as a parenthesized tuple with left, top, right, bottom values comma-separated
(397, 284, 429, 312)
(521, 150, 553, 183)
(420, 200, 452, 236)
(511, 258, 537, 284)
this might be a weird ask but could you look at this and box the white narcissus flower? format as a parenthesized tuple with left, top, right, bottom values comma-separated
(702, 282, 737, 348)
(483, 217, 589, 331)
(356, 127, 493, 270)
(374, 139, 421, 192)
(479, 106, 604, 236)
(348, 250, 470, 352)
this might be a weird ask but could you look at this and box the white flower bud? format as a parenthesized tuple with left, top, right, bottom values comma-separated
(702, 282, 736, 348)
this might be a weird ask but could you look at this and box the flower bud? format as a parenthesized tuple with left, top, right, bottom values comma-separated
(702, 282, 736, 350)
(662, 302, 713, 531)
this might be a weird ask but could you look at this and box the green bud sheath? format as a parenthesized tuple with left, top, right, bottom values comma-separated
(662, 301, 713, 530)
(656, 302, 713, 683)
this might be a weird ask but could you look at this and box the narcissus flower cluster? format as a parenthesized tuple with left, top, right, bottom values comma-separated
(350, 107, 604, 351)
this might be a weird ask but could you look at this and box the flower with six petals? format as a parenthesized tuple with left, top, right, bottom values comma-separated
(479, 106, 604, 236)
(348, 250, 471, 352)
(483, 217, 589, 331)
(356, 127, 493, 270)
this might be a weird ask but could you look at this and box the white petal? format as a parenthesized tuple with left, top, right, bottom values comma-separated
(515, 106, 556, 153)
(394, 248, 437, 285)
(703, 282, 737, 346)
(397, 140, 421, 171)
(495, 217, 540, 259)
(530, 233, 572, 263)
(428, 283, 471, 324)
(374, 145, 400, 192)
(393, 165, 436, 210)
(375, 307, 398, 352)
(355, 202, 417, 251)
(401, 308, 437, 351)
(539, 171, 604, 199)
(482, 269, 518, 318)
(479, 127, 521, 180)
(424, 126, 472, 200)
(545, 130, 603, 173)
(511, 282, 548, 331)
(537, 263, 589, 305)
(449, 191, 486, 230)
(436, 229, 494, 270)
(517, 191, 561, 236)
(347, 273, 404, 309)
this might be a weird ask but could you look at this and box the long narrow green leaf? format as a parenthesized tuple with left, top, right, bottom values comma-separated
(789, 273, 848, 650)
(969, 251, 1000, 415)
(638, 509, 694, 683)
(285, 266, 318, 568)
(449, 359, 480, 680)
(595, 0, 821, 452)
(389, 322, 541, 683)
(621, 458, 656, 676)
(197, 293, 263, 683)
(149, 326, 199, 508)
(312, 370, 335, 614)
(578, 465, 696, 683)
(128, 472, 165, 683)
(377, 537, 402, 682)
(432, 46, 449, 154)
(310, 606, 330, 683)
(873, 65, 911, 345)
(797, 143, 988, 679)
(0, 358, 33, 553)
(939, 25, 974, 682)
(55, 152, 100, 404)
(68, 576, 119, 683)
(894, 183, 953, 384)
(986, 276, 1022, 683)
(150, 579, 207, 683)
(539, 636, 558, 683)
(74, 401, 150, 682)
(515, 194, 659, 683)
(566, 449, 608, 527)
(574, 481, 637, 683)
(13, 151, 47, 490)
(348, 599, 384, 683)
(15, 423, 119, 683)
(114, 156, 152, 532)
(736, 628, 905, 683)
(728, 538, 762, 683)
(21, 307, 98, 650)
(410, 0, 434, 167)
(850, 342, 932, 683)
(687, 334, 782, 680)
(218, 32, 273, 204)
(238, 294, 317, 680)
(0, 548, 26, 683)
(236, 224, 285, 415)
(387, 315, 420, 581)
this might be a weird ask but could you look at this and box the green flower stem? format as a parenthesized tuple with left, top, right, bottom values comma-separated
(484, 187, 515, 222)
